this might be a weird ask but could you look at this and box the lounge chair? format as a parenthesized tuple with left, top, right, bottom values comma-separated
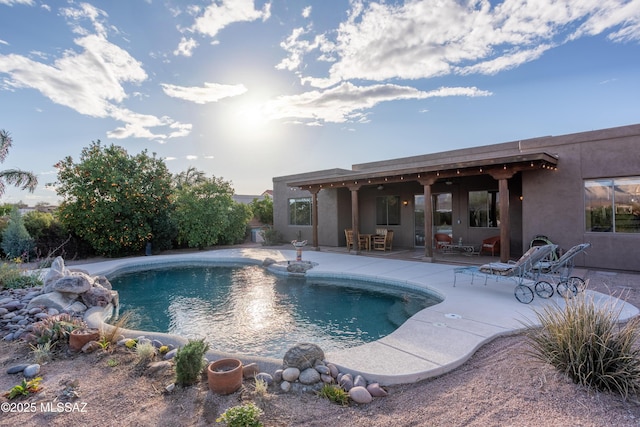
(454, 244, 557, 304)
(532, 243, 591, 297)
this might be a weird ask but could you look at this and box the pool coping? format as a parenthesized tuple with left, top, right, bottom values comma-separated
(75, 247, 639, 386)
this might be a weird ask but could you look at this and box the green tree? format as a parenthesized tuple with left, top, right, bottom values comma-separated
(249, 195, 273, 225)
(1, 208, 34, 260)
(54, 142, 174, 257)
(0, 130, 38, 197)
(173, 176, 252, 249)
(173, 166, 207, 190)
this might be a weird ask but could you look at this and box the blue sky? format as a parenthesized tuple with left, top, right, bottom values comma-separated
(1, 0, 639, 205)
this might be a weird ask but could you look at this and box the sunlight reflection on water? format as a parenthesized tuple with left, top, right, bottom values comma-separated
(109, 265, 440, 358)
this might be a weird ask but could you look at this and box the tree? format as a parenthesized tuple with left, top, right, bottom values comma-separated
(173, 166, 207, 190)
(54, 141, 174, 257)
(249, 195, 273, 225)
(1, 208, 34, 260)
(0, 130, 38, 197)
(173, 176, 252, 249)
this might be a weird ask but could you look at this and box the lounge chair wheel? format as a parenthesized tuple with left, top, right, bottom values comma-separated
(534, 281, 554, 299)
(515, 285, 534, 304)
(567, 276, 586, 293)
(557, 280, 578, 298)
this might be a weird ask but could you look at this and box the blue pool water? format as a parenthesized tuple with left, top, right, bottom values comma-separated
(109, 265, 441, 358)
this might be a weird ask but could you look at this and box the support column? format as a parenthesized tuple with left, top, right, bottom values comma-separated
(310, 188, 320, 250)
(490, 171, 514, 263)
(418, 177, 437, 259)
(348, 184, 361, 254)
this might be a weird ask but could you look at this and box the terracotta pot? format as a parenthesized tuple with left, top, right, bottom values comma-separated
(69, 328, 100, 352)
(207, 358, 243, 395)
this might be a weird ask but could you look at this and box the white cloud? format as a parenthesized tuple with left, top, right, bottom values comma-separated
(191, 0, 272, 39)
(302, 6, 311, 19)
(161, 82, 247, 104)
(186, 155, 198, 160)
(280, 0, 640, 87)
(174, 37, 198, 57)
(0, 0, 34, 5)
(262, 82, 491, 125)
(0, 3, 194, 142)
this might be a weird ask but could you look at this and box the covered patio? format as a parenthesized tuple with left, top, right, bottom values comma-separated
(286, 152, 559, 263)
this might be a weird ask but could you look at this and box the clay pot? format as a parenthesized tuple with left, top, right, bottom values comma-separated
(207, 358, 243, 395)
(69, 328, 100, 352)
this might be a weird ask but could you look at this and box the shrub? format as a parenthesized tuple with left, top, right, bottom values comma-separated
(0, 263, 42, 290)
(259, 226, 282, 246)
(524, 293, 640, 399)
(317, 383, 350, 406)
(174, 339, 209, 386)
(135, 341, 157, 365)
(1, 208, 34, 260)
(216, 402, 263, 427)
(31, 313, 86, 345)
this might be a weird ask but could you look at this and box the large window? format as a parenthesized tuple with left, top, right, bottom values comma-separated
(469, 190, 499, 228)
(288, 197, 312, 226)
(585, 177, 640, 233)
(376, 196, 400, 226)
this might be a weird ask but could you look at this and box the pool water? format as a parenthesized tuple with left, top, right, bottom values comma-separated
(109, 265, 441, 358)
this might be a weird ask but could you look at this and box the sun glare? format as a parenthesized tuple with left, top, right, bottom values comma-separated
(224, 98, 280, 143)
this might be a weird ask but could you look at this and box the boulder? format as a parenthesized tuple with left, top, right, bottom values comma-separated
(46, 274, 92, 295)
(43, 256, 67, 287)
(283, 343, 324, 370)
(281, 367, 300, 382)
(27, 291, 77, 312)
(367, 383, 388, 397)
(81, 286, 113, 307)
(93, 276, 112, 290)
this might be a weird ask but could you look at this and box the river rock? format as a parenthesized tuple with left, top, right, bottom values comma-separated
(315, 364, 330, 375)
(280, 380, 291, 392)
(282, 343, 325, 370)
(349, 386, 373, 404)
(354, 374, 367, 388)
(273, 369, 283, 382)
(339, 373, 353, 391)
(282, 367, 300, 382)
(6, 364, 29, 374)
(243, 363, 260, 379)
(321, 374, 334, 383)
(255, 372, 273, 385)
(299, 367, 321, 385)
(23, 364, 41, 379)
(367, 383, 388, 397)
(147, 361, 172, 375)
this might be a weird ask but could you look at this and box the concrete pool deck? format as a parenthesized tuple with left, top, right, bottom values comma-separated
(74, 248, 639, 386)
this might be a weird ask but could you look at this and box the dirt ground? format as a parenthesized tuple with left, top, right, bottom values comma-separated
(1, 267, 640, 427)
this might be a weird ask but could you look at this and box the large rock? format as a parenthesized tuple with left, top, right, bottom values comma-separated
(45, 274, 92, 295)
(93, 276, 112, 290)
(43, 256, 67, 287)
(27, 291, 78, 312)
(282, 343, 325, 370)
(81, 286, 113, 307)
(299, 367, 321, 385)
(349, 386, 373, 404)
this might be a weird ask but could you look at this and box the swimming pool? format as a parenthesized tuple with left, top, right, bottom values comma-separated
(109, 264, 441, 358)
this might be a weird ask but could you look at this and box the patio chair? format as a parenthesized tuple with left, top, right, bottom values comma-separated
(345, 229, 356, 252)
(480, 236, 500, 256)
(373, 229, 393, 251)
(531, 243, 591, 297)
(434, 233, 452, 250)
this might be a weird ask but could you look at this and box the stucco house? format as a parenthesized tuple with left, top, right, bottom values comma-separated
(273, 123, 640, 272)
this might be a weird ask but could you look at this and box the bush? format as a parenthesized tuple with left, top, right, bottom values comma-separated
(0, 263, 42, 290)
(174, 339, 209, 386)
(524, 293, 640, 399)
(259, 227, 282, 246)
(1, 208, 34, 260)
(216, 402, 263, 427)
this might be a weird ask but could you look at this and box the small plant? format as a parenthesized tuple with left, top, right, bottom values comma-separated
(97, 336, 111, 351)
(135, 341, 157, 364)
(254, 377, 268, 397)
(30, 341, 54, 364)
(102, 311, 133, 345)
(174, 339, 209, 386)
(31, 313, 86, 345)
(216, 402, 263, 427)
(106, 358, 119, 367)
(158, 345, 169, 355)
(524, 293, 640, 400)
(4, 377, 43, 399)
(318, 383, 350, 406)
(124, 338, 138, 349)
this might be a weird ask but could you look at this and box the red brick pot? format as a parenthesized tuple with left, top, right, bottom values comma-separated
(207, 358, 243, 395)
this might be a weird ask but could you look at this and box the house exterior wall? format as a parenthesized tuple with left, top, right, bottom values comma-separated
(273, 124, 640, 272)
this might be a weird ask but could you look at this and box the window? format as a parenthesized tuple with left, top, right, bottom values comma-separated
(376, 196, 400, 226)
(585, 177, 640, 233)
(469, 190, 499, 228)
(288, 197, 312, 226)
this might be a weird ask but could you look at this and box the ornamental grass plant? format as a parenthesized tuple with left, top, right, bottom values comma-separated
(524, 291, 640, 400)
